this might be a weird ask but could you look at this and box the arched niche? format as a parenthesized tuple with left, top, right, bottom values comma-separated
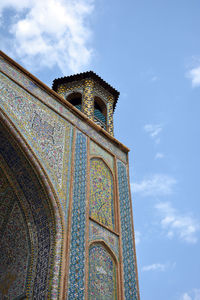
(0, 112, 64, 299)
(89, 157, 115, 230)
(94, 96, 107, 129)
(88, 241, 118, 300)
(66, 92, 82, 111)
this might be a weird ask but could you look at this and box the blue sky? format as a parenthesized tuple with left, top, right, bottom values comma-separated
(1, 1, 200, 299)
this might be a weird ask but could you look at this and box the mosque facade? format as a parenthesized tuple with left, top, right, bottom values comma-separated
(0, 50, 140, 299)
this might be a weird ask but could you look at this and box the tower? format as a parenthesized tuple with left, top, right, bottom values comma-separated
(0, 51, 140, 299)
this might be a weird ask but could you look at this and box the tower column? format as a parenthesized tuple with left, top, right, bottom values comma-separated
(107, 95, 114, 136)
(82, 79, 94, 119)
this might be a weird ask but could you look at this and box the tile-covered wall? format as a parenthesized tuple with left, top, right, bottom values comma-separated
(67, 131, 87, 300)
(90, 140, 114, 171)
(0, 72, 73, 223)
(88, 244, 117, 300)
(89, 220, 119, 258)
(117, 160, 139, 300)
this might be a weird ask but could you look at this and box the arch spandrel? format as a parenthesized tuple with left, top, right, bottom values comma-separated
(0, 112, 65, 299)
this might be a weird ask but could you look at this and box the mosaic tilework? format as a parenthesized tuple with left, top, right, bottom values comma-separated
(117, 161, 138, 300)
(88, 244, 117, 300)
(0, 72, 73, 218)
(107, 96, 114, 136)
(0, 168, 30, 299)
(83, 79, 94, 119)
(90, 140, 114, 171)
(0, 57, 127, 162)
(89, 220, 119, 258)
(0, 124, 56, 298)
(90, 158, 114, 230)
(57, 82, 83, 99)
(68, 131, 87, 300)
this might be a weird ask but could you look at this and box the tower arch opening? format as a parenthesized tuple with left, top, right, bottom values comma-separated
(94, 96, 107, 129)
(67, 92, 82, 111)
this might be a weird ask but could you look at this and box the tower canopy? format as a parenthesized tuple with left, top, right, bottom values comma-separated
(52, 71, 120, 136)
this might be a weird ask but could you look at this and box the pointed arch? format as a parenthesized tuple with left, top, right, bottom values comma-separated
(88, 241, 118, 300)
(94, 96, 107, 129)
(66, 92, 82, 111)
(0, 109, 66, 299)
(89, 157, 115, 230)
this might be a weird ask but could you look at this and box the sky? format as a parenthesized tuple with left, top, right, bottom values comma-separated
(0, 0, 200, 299)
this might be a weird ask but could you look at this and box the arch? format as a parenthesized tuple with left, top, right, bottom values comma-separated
(94, 96, 107, 129)
(88, 241, 118, 300)
(0, 110, 65, 299)
(89, 157, 115, 230)
(66, 92, 82, 111)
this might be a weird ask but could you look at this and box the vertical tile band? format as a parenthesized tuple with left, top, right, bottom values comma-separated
(67, 131, 87, 299)
(117, 161, 138, 300)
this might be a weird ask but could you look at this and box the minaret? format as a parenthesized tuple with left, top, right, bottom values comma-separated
(52, 71, 119, 136)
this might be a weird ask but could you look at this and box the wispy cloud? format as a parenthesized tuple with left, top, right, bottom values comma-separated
(0, 0, 94, 73)
(186, 66, 200, 88)
(155, 152, 164, 160)
(180, 289, 200, 300)
(156, 202, 200, 244)
(151, 75, 159, 82)
(142, 262, 175, 272)
(144, 123, 163, 144)
(131, 174, 176, 197)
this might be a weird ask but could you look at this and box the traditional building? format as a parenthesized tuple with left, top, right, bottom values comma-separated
(0, 50, 140, 299)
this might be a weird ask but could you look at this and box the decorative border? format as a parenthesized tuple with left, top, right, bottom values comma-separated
(67, 131, 87, 299)
(117, 161, 138, 300)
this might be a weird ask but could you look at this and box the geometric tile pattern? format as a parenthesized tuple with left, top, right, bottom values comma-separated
(90, 158, 114, 230)
(0, 72, 73, 219)
(89, 220, 119, 258)
(68, 131, 87, 300)
(90, 140, 114, 171)
(117, 161, 138, 300)
(88, 243, 117, 300)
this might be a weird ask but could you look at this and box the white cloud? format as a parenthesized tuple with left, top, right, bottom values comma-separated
(155, 152, 164, 159)
(0, 0, 94, 73)
(187, 66, 200, 88)
(181, 293, 192, 300)
(142, 262, 175, 272)
(144, 123, 162, 138)
(131, 174, 176, 197)
(156, 202, 200, 244)
(180, 290, 200, 300)
(151, 75, 159, 82)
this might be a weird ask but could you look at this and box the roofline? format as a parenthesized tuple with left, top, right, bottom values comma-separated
(0, 50, 129, 154)
(52, 71, 120, 110)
